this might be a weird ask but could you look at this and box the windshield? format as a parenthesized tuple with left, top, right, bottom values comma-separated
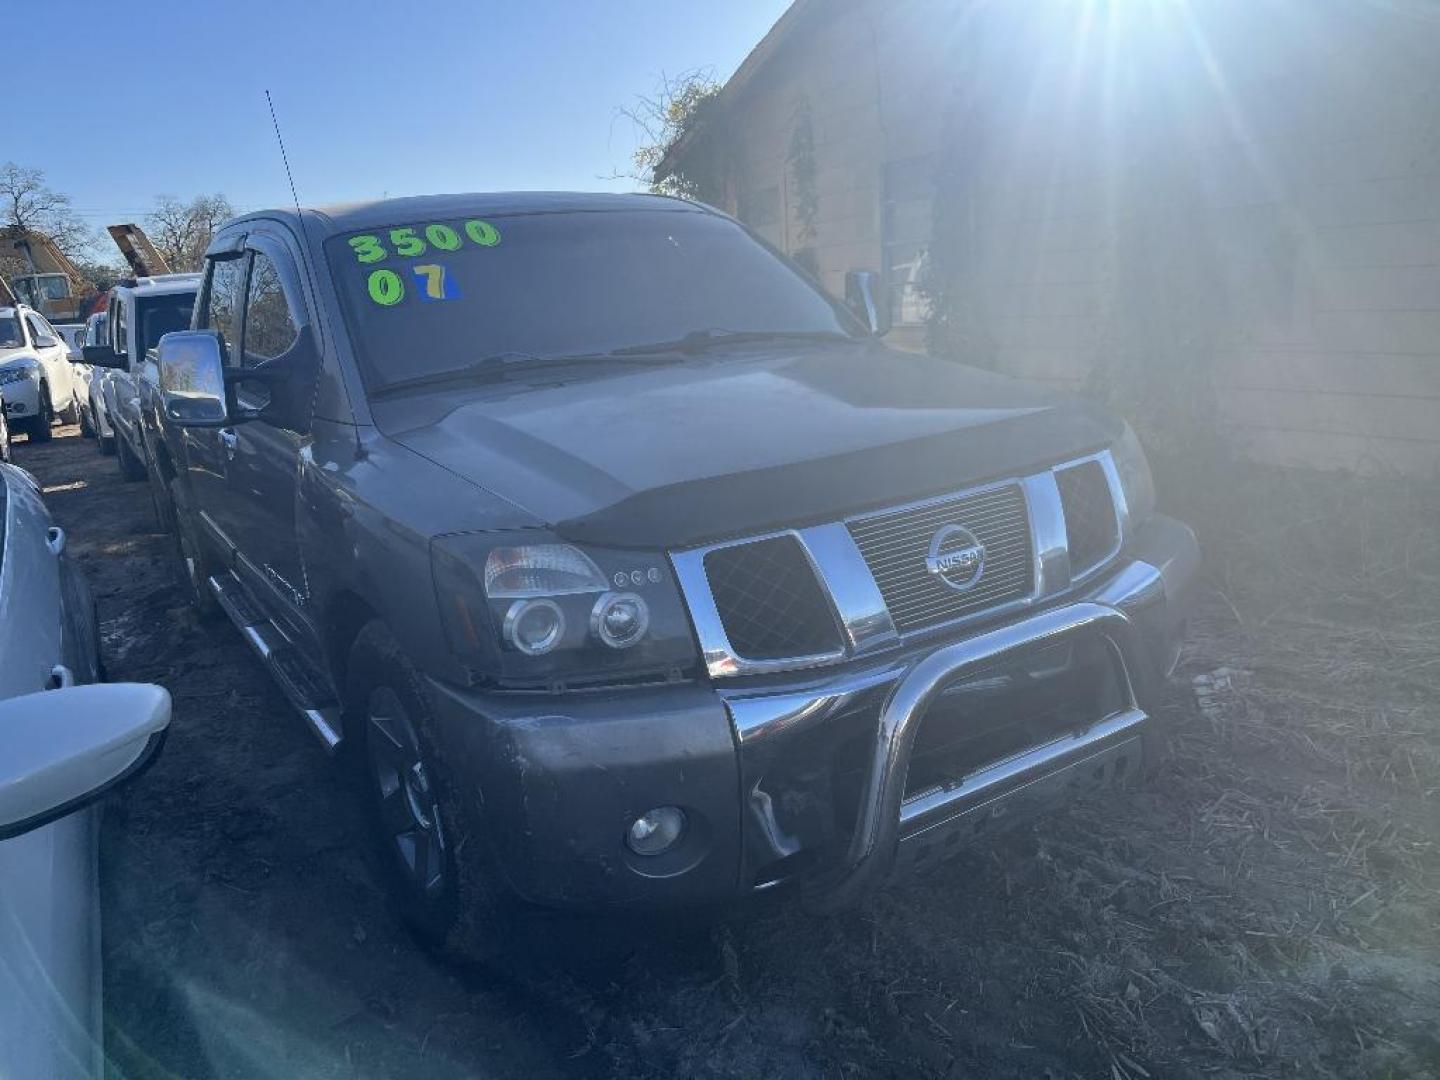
(0, 317, 21, 348)
(136, 293, 196, 355)
(326, 208, 861, 391)
(32, 274, 70, 301)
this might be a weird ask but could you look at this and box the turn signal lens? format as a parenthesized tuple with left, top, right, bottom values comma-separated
(483, 544, 607, 598)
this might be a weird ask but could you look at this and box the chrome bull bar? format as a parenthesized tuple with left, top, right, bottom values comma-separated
(811, 601, 1146, 908)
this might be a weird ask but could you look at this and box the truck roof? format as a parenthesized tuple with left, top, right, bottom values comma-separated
(112, 273, 203, 298)
(228, 191, 704, 241)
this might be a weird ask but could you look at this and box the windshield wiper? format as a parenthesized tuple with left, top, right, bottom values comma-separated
(609, 328, 858, 356)
(369, 350, 677, 399)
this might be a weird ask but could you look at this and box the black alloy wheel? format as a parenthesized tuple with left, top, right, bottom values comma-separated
(29, 387, 53, 442)
(366, 687, 449, 901)
(168, 479, 221, 620)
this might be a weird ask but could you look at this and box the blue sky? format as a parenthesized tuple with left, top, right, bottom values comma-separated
(16, 1, 788, 255)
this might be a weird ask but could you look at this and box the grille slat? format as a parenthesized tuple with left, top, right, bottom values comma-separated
(870, 551, 1033, 583)
(860, 524, 1034, 560)
(849, 484, 1034, 634)
(704, 535, 843, 661)
(873, 565, 1032, 601)
(850, 498, 1020, 535)
(1056, 461, 1119, 576)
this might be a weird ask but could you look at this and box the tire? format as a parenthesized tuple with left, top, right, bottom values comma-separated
(345, 621, 512, 964)
(79, 402, 95, 438)
(0, 409, 10, 462)
(27, 386, 53, 442)
(148, 458, 178, 534)
(59, 396, 79, 426)
(169, 478, 222, 621)
(116, 430, 146, 480)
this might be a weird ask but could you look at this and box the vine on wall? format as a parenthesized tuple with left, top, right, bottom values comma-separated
(787, 96, 820, 274)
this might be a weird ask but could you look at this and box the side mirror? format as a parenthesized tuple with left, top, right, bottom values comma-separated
(34, 334, 58, 349)
(157, 330, 228, 427)
(0, 683, 170, 841)
(82, 344, 126, 369)
(844, 269, 892, 338)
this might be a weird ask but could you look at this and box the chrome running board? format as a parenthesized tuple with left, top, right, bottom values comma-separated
(209, 571, 343, 753)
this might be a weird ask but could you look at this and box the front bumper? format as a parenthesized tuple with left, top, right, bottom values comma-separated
(427, 513, 1199, 909)
(1, 377, 39, 417)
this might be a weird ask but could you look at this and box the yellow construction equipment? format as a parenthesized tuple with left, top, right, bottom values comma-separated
(1, 227, 88, 321)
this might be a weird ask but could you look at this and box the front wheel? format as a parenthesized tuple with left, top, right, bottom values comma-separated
(116, 430, 146, 480)
(0, 409, 10, 461)
(169, 479, 221, 620)
(346, 621, 512, 964)
(148, 458, 177, 534)
(79, 401, 95, 438)
(58, 394, 79, 426)
(27, 386, 53, 442)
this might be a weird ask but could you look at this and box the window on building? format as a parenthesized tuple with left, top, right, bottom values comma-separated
(739, 185, 782, 228)
(882, 155, 936, 327)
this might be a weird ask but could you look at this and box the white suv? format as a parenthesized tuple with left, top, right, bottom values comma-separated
(0, 305, 82, 442)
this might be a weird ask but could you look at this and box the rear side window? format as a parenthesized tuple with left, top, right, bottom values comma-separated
(136, 294, 197, 356)
(242, 251, 300, 365)
(202, 256, 247, 363)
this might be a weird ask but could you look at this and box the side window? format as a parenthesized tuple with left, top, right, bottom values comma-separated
(241, 250, 301, 367)
(202, 255, 247, 363)
(113, 299, 129, 356)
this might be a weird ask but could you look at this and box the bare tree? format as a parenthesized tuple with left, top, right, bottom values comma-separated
(146, 193, 235, 272)
(0, 162, 90, 285)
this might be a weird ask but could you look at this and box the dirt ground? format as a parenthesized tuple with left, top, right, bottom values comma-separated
(15, 425, 1440, 1080)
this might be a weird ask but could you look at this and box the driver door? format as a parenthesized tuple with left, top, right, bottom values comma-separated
(212, 233, 316, 640)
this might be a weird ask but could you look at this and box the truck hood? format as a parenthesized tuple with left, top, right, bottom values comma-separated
(373, 343, 1120, 550)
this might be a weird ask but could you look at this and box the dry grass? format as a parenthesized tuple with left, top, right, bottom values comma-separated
(1041, 453, 1440, 1077)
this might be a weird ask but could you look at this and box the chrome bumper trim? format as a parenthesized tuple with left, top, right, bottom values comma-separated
(898, 706, 1146, 836)
(835, 604, 1134, 898)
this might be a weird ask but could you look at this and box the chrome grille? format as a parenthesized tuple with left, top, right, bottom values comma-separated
(1056, 461, 1119, 575)
(703, 535, 843, 661)
(848, 484, 1034, 634)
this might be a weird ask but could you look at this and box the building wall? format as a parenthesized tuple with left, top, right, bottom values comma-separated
(711, 0, 1440, 473)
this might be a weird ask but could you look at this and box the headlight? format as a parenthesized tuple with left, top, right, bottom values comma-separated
(0, 363, 37, 386)
(431, 531, 698, 688)
(1112, 421, 1156, 527)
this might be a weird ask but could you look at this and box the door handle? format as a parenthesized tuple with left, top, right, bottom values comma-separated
(219, 428, 238, 461)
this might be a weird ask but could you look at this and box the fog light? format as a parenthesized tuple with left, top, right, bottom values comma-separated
(626, 806, 686, 856)
(591, 591, 650, 649)
(503, 598, 565, 656)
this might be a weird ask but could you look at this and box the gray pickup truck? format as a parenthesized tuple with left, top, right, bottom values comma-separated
(149, 192, 1198, 957)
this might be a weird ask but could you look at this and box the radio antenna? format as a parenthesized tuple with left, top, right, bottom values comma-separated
(265, 90, 303, 215)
